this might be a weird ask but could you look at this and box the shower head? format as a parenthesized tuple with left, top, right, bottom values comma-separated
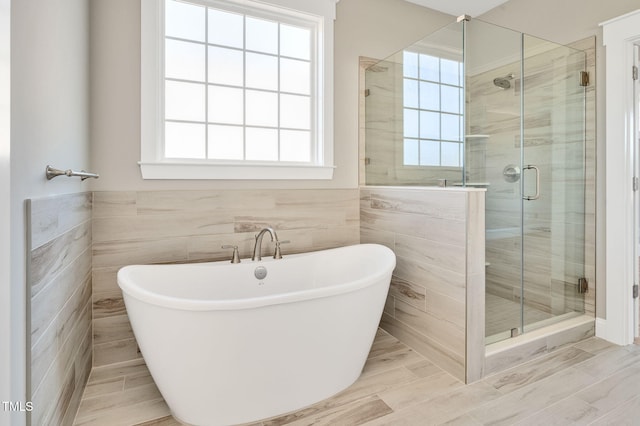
(493, 73, 515, 89)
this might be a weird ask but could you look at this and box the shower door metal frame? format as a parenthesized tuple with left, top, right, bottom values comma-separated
(634, 44, 640, 339)
(518, 34, 526, 335)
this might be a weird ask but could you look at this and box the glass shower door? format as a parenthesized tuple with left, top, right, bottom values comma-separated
(468, 21, 587, 343)
(521, 35, 586, 333)
(464, 20, 524, 343)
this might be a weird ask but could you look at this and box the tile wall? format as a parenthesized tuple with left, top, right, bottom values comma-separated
(27, 192, 93, 426)
(91, 189, 360, 367)
(360, 186, 485, 383)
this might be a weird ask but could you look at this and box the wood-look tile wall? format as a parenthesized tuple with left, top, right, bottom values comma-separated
(27, 192, 93, 426)
(360, 186, 485, 383)
(91, 189, 360, 367)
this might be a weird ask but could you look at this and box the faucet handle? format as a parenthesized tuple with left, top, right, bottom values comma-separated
(273, 240, 290, 259)
(221, 245, 241, 264)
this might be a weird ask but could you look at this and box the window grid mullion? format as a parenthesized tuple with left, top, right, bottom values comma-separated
(457, 75, 461, 167)
(167, 35, 312, 72)
(277, 23, 281, 161)
(416, 60, 422, 165)
(403, 76, 460, 89)
(242, 14, 247, 161)
(438, 58, 443, 167)
(166, 118, 306, 133)
(163, 77, 310, 97)
(204, 7, 209, 160)
(309, 28, 315, 163)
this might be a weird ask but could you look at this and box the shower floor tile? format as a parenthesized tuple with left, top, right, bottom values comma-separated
(485, 293, 553, 338)
(72, 330, 637, 426)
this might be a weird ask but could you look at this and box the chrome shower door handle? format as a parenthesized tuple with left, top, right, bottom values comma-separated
(523, 164, 540, 200)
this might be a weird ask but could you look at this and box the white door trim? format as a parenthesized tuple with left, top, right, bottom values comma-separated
(0, 0, 10, 421)
(599, 9, 640, 345)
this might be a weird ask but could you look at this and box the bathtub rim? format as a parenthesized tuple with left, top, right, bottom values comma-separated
(118, 243, 396, 312)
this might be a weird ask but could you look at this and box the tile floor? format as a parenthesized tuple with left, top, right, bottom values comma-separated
(73, 329, 640, 426)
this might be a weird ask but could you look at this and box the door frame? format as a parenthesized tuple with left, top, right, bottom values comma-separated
(634, 44, 640, 341)
(0, 0, 10, 420)
(600, 9, 640, 345)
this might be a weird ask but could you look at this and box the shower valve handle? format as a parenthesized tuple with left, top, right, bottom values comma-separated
(503, 164, 521, 183)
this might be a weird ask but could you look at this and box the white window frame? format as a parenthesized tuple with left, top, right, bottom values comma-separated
(140, 0, 337, 180)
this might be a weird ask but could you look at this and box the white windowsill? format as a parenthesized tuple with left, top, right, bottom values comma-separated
(139, 161, 336, 180)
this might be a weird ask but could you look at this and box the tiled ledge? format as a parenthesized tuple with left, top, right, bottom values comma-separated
(361, 185, 487, 192)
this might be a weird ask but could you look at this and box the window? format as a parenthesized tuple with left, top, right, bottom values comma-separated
(402, 51, 463, 168)
(140, 0, 336, 179)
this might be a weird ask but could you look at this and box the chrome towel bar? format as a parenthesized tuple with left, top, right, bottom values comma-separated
(46, 165, 99, 181)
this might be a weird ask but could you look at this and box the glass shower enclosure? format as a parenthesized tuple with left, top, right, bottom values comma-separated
(364, 18, 587, 344)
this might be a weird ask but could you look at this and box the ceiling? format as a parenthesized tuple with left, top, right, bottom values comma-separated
(403, 0, 511, 18)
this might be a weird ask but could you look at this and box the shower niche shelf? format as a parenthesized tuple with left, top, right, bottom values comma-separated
(465, 134, 490, 139)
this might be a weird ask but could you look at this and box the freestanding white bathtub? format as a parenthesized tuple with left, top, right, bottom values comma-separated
(118, 243, 395, 426)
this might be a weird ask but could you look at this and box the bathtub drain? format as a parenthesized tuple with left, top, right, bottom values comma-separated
(254, 266, 267, 280)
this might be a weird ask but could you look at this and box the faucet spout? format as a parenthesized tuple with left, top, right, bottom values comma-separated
(252, 227, 278, 261)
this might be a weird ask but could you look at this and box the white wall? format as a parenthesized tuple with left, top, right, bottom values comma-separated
(480, 0, 640, 320)
(90, 0, 452, 191)
(0, 0, 10, 424)
(480, 0, 640, 44)
(8, 0, 90, 424)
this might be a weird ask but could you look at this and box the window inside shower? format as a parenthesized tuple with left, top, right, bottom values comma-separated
(402, 51, 464, 168)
